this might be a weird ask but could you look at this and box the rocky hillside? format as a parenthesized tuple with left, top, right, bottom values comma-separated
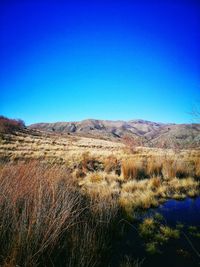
(29, 119, 200, 149)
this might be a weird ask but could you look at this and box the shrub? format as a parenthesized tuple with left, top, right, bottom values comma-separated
(0, 116, 25, 134)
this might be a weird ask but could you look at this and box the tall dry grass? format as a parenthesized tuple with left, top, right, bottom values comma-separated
(161, 159, 195, 179)
(104, 155, 120, 175)
(120, 156, 197, 181)
(121, 159, 146, 180)
(0, 161, 120, 267)
(146, 158, 163, 177)
(194, 158, 200, 178)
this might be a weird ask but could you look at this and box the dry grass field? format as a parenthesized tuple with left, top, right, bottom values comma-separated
(0, 129, 199, 213)
(0, 120, 200, 266)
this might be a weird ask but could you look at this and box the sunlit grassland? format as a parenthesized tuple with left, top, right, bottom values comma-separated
(0, 130, 199, 214)
(0, 130, 199, 266)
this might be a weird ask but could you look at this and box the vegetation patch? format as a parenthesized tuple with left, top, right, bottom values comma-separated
(0, 161, 121, 267)
(188, 226, 200, 238)
(138, 214, 181, 254)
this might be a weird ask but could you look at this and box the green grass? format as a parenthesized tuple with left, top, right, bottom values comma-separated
(138, 215, 181, 255)
(145, 242, 160, 254)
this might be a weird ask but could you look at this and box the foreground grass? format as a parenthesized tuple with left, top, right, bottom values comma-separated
(0, 161, 121, 267)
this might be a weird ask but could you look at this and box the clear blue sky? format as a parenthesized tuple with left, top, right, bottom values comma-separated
(0, 0, 199, 125)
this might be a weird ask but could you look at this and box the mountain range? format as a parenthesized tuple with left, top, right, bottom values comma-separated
(29, 119, 200, 149)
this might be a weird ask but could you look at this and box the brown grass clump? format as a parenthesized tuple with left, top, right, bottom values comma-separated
(122, 180, 147, 193)
(79, 171, 120, 201)
(120, 190, 158, 211)
(150, 176, 161, 189)
(161, 159, 193, 179)
(168, 177, 199, 195)
(68, 189, 119, 267)
(88, 172, 104, 183)
(80, 151, 103, 173)
(147, 157, 163, 177)
(161, 159, 177, 179)
(175, 161, 194, 178)
(194, 158, 200, 178)
(0, 161, 81, 266)
(104, 155, 120, 175)
(119, 179, 159, 212)
(0, 161, 120, 267)
(119, 175, 199, 213)
(156, 177, 199, 200)
(121, 159, 146, 180)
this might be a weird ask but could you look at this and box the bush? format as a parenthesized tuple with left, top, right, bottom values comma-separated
(0, 116, 25, 134)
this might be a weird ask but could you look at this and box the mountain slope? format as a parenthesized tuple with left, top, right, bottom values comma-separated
(29, 119, 200, 148)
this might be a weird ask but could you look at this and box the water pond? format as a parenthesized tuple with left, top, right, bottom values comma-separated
(153, 197, 200, 226)
(111, 197, 200, 267)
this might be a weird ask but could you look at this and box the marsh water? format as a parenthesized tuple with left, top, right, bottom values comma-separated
(111, 197, 200, 267)
(154, 197, 200, 226)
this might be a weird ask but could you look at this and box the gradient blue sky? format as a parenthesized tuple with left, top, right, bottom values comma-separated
(0, 0, 200, 125)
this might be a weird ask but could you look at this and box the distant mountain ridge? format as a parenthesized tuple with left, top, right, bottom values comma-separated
(29, 119, 200, 149)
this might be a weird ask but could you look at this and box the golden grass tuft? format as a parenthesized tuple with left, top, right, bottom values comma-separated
(194, 158, 200, 177)
(161, 159, 194, 179)
(121, 159, 146, 180)
(104, 155, 119, 173)
(147, 157, 162, 177)
(88, 172, 104, 183)
(150, 176, 161, 189)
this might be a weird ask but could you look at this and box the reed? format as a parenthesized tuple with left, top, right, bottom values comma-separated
(0, 161, 120, 267)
